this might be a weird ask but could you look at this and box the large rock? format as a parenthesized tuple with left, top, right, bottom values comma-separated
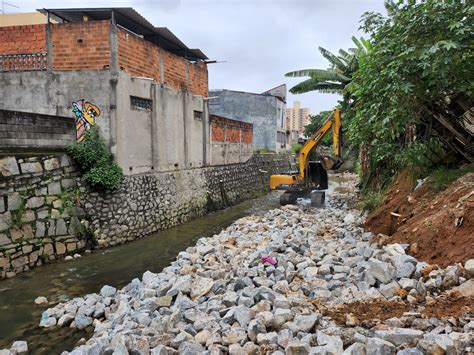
(10, 341, 28, 354)
(285, 340, 310, 355)
(366, 338, 396, 355)
(190, 276, 214, 299)
(343, 342, 366, 355)
(464, 259, 474, 276)
(178, 341, 204, 354)
(316, 331, 343, 355)
(75, 314, 92, 329)
(367, 259, 395, 284)
(294, 314, 319, 332)
(100, 285, 117, 298)
(374, 328, 424, 346)
(0, 157, 19, 176)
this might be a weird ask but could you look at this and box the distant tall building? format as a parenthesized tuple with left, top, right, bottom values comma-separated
(285, 101, 310, 134)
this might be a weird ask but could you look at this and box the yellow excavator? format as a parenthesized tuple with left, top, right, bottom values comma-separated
(270, 108, 343, 205)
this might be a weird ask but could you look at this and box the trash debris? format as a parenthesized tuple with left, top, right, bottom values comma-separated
(260, 256, 277, 266)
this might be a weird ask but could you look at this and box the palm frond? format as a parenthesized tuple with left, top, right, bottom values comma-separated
(318, 47, 348, 72)
(289, 78, 344, 94)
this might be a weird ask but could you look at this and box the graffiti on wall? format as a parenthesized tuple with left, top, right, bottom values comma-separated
(72, 99, 101, 142)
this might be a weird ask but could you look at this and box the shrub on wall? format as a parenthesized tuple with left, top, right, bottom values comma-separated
(68, 128, 123, 190)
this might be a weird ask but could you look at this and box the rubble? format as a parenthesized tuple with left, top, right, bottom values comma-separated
(24, 175, 473, 354)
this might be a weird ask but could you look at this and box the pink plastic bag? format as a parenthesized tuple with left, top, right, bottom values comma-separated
(260, 256, 277, 266)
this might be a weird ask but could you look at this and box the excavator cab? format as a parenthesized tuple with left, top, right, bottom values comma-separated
(270, 108, 343, 205)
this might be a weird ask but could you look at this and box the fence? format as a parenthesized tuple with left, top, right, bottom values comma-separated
(0, 52, 47, 72)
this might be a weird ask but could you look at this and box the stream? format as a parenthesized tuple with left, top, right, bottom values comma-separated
(0, 192, 282, 353)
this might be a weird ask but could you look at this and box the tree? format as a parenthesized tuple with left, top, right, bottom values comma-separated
(304, 110, 333, 138)
(349, 0, 473, 187)
(285, 37, 371, 107)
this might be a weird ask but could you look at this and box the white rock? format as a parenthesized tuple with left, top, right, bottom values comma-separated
(316, 331, 343, 355)
(10, 341, 28, 354)
(100, 285, 116, 298)
(343, 342, 366, 355)
(366, 337, 396, 354)
(34, 296, 48, 305)
(464, 259, 474, 276)
(374, 328, 424, 346)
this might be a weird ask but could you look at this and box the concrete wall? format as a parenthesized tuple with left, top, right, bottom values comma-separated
(115, 71, 209, 175)
(0, 109, 75, 152)
(208, 89, 286, 152)
(0, 70, 210, 175)
(0, 70, 113, 147)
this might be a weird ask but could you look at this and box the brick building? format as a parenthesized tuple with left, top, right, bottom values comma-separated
(0, 8, 213, 174)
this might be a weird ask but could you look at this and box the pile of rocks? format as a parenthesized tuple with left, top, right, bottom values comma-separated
(0, 341, 27, 355)
(34, 182, 474, 354)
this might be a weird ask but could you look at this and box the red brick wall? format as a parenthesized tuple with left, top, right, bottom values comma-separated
(210, 115, 253, 143)
(117, 27, 208, 97)
(51, 20, 111, 70)
(0, 24, 46, 54)
(117, 27, 160, 79)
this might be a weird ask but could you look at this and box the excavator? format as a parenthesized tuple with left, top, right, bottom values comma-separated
(270, 108, 343, 205)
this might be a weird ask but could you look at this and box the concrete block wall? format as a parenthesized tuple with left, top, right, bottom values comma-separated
(0, 109, 76, 151)
(0, 154, 90, 279)
(84, 154, 292, 248)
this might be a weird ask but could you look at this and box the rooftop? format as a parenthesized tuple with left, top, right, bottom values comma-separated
(37, 7, 207, 61)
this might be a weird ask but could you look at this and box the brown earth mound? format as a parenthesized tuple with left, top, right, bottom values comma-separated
(322, 295, 473, 326)
(364, 172, 474, 267)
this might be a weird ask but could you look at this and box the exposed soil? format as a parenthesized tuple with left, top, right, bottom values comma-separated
(422, 293, 473, 319)
(321, 299, 410, 324)
(322, 294, 473, 326)
(364, 171, 474, 267)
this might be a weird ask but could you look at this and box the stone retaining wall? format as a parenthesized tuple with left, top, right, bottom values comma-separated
(0, 154, 90, 279)
(84, 154, 292, 247)
(0, 153, 292, 278)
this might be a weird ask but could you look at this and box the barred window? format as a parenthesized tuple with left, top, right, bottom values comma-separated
(130, 96, 152, 111)
(194, 110, 203, 121)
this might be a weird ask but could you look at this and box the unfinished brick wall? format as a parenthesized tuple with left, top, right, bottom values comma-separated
(210, 115, 253, 143)
(51, 20, 111, 70)
(0, 24, 46, 54)
(117, 27, 160, 79)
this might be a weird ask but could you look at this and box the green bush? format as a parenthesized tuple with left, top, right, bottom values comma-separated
(68, 127, 123, 190)
(291, 143, 302, 154)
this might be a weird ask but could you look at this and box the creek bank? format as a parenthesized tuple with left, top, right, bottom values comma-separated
(12, 173, 474, 354)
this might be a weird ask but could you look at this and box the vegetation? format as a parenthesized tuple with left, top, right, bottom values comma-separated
(286, 37, 371, 109)
(291, 143, 302, 154)
(430, 164, 474, 191)
(69, 128, 123, 190)
(11, 200, 25, 227)
(348, 0, 472, 187)
(359, 189, 385, 212)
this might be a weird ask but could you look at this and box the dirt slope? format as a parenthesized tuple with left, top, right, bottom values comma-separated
(364, 172, 474, 267)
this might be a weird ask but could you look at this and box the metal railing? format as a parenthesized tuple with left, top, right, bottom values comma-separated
(0, 52, 48, 72)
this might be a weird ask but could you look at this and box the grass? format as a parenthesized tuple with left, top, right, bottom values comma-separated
(359, 189, 386, 212)
(430, 164, 474, 191)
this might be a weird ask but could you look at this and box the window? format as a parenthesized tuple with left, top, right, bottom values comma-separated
(130, 96, 152, 111)
(194, 110, 203, 121)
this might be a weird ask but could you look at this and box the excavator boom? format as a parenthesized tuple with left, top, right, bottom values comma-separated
(269, 108, 343, 204)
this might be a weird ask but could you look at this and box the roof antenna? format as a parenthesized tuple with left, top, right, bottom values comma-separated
(1, 1, 19, 14)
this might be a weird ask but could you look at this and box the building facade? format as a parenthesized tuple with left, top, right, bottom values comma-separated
(0, 8, 211, 174)
(285, 101, 310, 134)
(209, 85, 287, 153)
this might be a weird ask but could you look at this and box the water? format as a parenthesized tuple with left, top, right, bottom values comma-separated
(0, 192, 282, 353)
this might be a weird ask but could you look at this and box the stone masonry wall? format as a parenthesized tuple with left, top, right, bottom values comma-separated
(0, 154, 90, 279)
(85, 154, 292, 247)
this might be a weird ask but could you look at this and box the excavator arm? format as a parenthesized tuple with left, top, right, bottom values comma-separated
(270, 108, 342, 190)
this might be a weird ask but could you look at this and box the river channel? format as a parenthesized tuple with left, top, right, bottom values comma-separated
(0, 192, 282, 353)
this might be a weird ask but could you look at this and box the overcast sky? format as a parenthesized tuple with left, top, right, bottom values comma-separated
(13, 0, 386, 114)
